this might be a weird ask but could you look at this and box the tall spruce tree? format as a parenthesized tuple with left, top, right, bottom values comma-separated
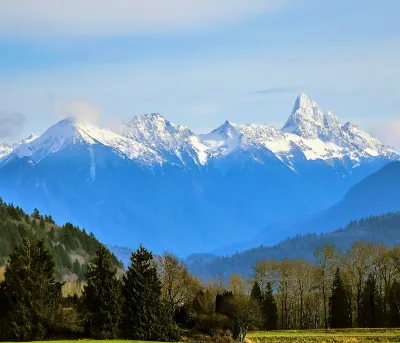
(360, 274, 384, 328)
(121, 244, 179, 342)
(388, 280, 400, 327)
(262, 282, 278, 330)
(250, 282, 263, 330)
(0, 237, 62, 341)
(82, 244, 121, 339)
(329, 268, 352, 328)
(250, 282, 263, 304)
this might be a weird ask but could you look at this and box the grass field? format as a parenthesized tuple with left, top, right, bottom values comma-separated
(247, 329, 400, 343)
(14, 330, 400, 343)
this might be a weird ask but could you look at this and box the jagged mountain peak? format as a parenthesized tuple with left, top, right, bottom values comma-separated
(294, 93, 317, 110)
(211, 120, 239, 138)
(282, 94, 325, 138)
(1, 94, 398, 170)
(124, 113, 192, 141)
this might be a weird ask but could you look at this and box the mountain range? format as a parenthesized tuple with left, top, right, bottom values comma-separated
(0, 94, 398, 255)
(187, 211, 400, 280)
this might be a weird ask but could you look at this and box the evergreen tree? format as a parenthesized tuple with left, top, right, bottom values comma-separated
(0, 237, 62, 341)
(360, 274, 384, 328)
(250, 282, 263, 304)
(329, 268, 352, 328)
(250, 282, 263, 330)
(121, 244, 179, 342)
(82, 244, 121, 339)
(32, 208, 41, 219)
(388, 280, 400, 327)
(262, 282, 278, 330)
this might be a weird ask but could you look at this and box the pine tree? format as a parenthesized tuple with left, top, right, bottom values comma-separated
(388, 280, 400, 327)
(360, 274, 384, 328)
(329, 268, 352, 328)
(250, 282, 263, 329)
(262, 282, 278, 330)
(250, 282, 263, 304)
(82, 244, 121, 339)
(0, 237, 62, 341)
(121, 244, 179, 341)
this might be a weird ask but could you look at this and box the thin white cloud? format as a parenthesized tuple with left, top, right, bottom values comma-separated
(54, 100, 101, 125)
(0, 0, 285, 37)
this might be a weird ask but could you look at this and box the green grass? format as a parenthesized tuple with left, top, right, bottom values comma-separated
(13, 331, 400, 343)
(247, 329, 400, 343)
(33, 341, 171, 343)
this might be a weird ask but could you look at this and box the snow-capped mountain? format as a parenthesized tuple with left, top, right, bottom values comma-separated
(0, 94, 397, 255)
(0, 142, 12, 159)
(2, 94, 396, 171)
(6, 116, 162, 167)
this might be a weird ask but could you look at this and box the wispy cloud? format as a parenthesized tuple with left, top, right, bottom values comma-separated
(53, 100, 101, 125)
(250, 86, 301, 95)
(0, 111, 26, 142)
(0, 0, 286, 37)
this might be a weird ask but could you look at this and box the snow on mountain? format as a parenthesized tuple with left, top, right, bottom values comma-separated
(0, 134, 39, 159)
(19, 134, 39, 145)
(196, 94, 397, 169)
(198, 121, 242, 157)
(0, 94, 398, 255)
(121, 113, 208, 166)
(7, 116, 163, 166)
(2, 94, 398, 171)
(0, 142, 13, 159)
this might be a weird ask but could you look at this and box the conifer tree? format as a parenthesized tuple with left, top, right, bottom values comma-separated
(250, 282, 263, 329)
(360, 274, 384, 328)
(121, 244, 179, 342)
(0, 237, 62, 341)
(388, 280, 400, 327)
(250, 282, 263, 304)
(329, 268, 352, 328)
(82, 244, 121, 339)
(262, 282, 278, 330)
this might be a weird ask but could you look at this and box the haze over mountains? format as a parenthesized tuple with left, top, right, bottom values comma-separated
(0, 94, 398, 256)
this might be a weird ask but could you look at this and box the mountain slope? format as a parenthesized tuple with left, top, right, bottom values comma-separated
(252, 161, 400, 247)
(0, 94, 398, 255)
(0, 199, 122, 281)
(187, 212, 400, 280)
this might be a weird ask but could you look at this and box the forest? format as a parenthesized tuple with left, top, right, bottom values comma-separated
(0, 198, 122, 279)
(188, 212, 400, 279)
(1, 231, 400, 342)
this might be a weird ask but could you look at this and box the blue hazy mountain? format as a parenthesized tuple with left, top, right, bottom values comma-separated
(0, 95, 398, 255)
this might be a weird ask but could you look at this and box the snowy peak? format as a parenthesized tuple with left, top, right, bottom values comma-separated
(282, 93, 325, 139)
(198, 120, 242, 157)
(122, 113, 192, 145)
(1, 94, 398, 170)
(292, 93, 324, 123)
(210, 120, 240, 140)
(8, 116, 163, 166)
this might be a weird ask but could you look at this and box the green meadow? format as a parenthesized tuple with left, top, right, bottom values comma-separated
(247, 329, 400, 342)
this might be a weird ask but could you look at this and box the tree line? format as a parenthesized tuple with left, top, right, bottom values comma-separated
(0, 198, 121, 279)
(251, 242, 400, 330)
(1, 237, 400, 342)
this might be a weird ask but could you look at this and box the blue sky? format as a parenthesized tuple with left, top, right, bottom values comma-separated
(0, 0, 399, 147)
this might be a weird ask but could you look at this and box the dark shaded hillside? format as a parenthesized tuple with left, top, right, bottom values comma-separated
(0, 198, 122, 280)
(188, 212, 400, 280)
(254, 161, 400, 246)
